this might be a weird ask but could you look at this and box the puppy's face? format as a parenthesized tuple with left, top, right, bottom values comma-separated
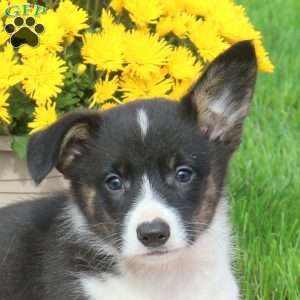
(71, 101, 212, 258)
(27, 42, 257, 262)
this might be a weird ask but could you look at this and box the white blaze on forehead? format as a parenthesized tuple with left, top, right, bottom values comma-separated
(137, 109, 149, 138)
(122, 175, 187, 256)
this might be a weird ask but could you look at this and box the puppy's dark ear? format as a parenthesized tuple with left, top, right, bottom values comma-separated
(27, 111, 101, 184)
(181, 41, 257, 151)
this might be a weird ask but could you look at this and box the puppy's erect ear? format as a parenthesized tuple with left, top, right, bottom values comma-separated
(181, 41, 257, 151)
(27, 111, 101, 184)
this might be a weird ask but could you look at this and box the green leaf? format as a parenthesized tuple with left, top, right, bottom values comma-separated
(56, 94, 81, 109)
(77, 91, 86, 98)
(0, 125, 6, 135)
(11, 135, 29, 160)
(9, 88, 34, 119)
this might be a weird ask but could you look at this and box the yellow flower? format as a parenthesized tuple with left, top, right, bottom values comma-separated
(157, 12, 197, 38)
(161, 0, 210, 16)
(162, 0, 210, 16)
(0, 21, 9, 45)
(188, 20, 229, 62)
(253, 39, 274, 73)
(207, 0, 260, 43)
(0, 0, 31, 18)
(124, 31, 172, 80)
(101, 101, 118, 110)
(174, 0, 212, 16)
(0, 89, 10, 124)
(160, 0, 178, 16)
(121, 71, 173, 101)
(0, 44, 22, 90)
(65, 36, 75, 46)
(0, 1, 7, 18)
(110, 0, 124, 13)
(123, 0, 163, 28)
(172, 13, 196, 37)
(77, 63, 87, 75)
(56, 0, 88, 39)
(82, 30, 124, 72)
(168, 46, 202, 81)
(19, 44, 50, 58)
(101, 8, 125, 33)
(21, 53, 67, 104)
(90, 75, 119, 108)
(169, 79, 193, 100)
(28, 102, 57, 134)
(156, 16, 173, 36)
(101, 8, 115, 29)
(38, 10, 65, 53)
(3, 0, 28, 6)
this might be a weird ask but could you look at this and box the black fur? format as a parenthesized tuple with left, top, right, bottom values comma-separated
(0, 41, 257, 299)
(27, 111, 102, 184)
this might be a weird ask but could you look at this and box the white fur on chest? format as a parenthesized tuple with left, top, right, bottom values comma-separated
(81, 269, 238, 300)
(80, 200, 240, 300)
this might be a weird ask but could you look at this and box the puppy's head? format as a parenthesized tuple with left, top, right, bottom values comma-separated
(27, 41, 256, 262)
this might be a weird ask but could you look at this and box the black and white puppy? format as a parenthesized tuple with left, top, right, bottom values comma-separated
(0, 41, 257, 300)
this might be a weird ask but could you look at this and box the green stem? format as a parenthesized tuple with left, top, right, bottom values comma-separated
(87, 0, 91, 12)
(112, 97, 122, 104)
(15, 84, 27, 97)
(93, 0, 101, 26)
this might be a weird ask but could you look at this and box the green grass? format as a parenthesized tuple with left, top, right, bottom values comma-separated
(231, 1, 300, 299)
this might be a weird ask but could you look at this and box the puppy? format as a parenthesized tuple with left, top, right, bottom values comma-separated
(0, 41, 257, 300)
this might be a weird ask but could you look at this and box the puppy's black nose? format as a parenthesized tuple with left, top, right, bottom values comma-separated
(136, 219, 170, 247)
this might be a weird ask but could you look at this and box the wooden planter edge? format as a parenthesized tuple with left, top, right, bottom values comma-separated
(0, 136, 12, 152)
(0, 136, 68, 205)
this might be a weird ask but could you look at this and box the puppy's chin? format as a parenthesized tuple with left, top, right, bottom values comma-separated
(123, 247, 185, 266)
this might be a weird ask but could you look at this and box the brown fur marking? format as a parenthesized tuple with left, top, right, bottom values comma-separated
(80, 184, 97, 222)
(58, 124, 91, 171)
(193, 174, 220, 228)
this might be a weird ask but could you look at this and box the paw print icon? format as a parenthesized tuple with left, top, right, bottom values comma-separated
(5, 16, 44, 48)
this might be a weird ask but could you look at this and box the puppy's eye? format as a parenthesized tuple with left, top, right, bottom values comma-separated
(175, 166, 194, 184)
(105, 174, 123, 191)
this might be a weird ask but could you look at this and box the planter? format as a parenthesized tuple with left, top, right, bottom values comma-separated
(0, 137, 68, 207)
